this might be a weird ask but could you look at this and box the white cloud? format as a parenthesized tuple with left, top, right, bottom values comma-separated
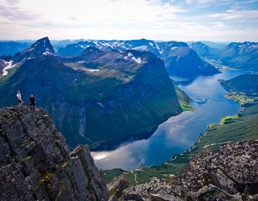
(210, 22, 228, 28)
(186, 0, 194, 4)
(0, 0, 257, 41)
(197, 0, 216, 4)
(209, 9, 258, 20)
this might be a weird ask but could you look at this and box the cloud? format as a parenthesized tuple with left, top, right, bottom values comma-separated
(209, 9, 258, 20)
(197, 0, 216, 4)
(186, 0, 194, 4)
(0, 1, 40, 21)
(0, 0, 257, 41)
(210, 22, 228, 28)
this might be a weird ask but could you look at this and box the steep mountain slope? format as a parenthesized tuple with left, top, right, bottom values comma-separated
(217, 42, 258, 72)
(193, 41, 258, 72)
(220, 74, 258, 95)
(0, 106, 108, 201)
(157, 41, 220, 76)
(0, 37, 190, 149)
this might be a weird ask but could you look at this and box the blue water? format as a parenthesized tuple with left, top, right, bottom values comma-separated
(91, 70, 247, 171)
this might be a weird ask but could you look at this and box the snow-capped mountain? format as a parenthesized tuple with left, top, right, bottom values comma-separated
(57, 38, 161, 57)
(188, 41, 258, 72)
(13, 37, 56, 63)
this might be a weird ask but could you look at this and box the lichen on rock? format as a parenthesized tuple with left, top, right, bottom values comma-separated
(0, 106, 108, 201)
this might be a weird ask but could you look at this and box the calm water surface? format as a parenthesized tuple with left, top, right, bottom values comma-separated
(91, 70, 247, 171)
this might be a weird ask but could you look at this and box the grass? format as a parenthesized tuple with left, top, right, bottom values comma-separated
(220, 114, 239, 124)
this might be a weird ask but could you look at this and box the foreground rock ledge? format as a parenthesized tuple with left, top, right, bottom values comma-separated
(0, 106, 108, 201)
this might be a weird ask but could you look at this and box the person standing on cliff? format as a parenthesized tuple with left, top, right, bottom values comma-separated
(16, 90, 23, 106)
(29, 94, 36, 109)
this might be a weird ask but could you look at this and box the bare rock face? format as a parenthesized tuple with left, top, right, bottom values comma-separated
(119, 141, 258, 201)
(179, 140, 258, 200)
(0, 106, 108, 201)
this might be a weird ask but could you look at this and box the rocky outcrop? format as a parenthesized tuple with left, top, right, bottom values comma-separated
(108, 174, 129, 201)
(117, 140, 258, 201)
(0, 106, 108, 201)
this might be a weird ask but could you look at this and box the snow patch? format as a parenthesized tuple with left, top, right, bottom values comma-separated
(42, 51, 52, 55)
(171, 47, 178, 51)
(2, 60, 14, 76)
(149, 42, 154, 47)
(132, 57, 141, 64)
(86, 69, 100, 72)
(127, 52, 142, 64)
(133, 45, 148, 51)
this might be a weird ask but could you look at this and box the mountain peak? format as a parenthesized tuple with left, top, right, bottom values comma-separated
(30, 36, 55, 54)
(13, 36, 56, 63)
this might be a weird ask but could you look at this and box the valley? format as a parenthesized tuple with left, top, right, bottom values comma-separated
(1, 37, 258, 187)
(0, 37, 191, 150)
(105, 73, 258, 185)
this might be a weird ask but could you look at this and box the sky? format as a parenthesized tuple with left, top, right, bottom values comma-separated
(0, 0, 258, 42)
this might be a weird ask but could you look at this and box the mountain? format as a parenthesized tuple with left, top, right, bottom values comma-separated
(220, 74, 258, 95)
(57, 39, 161, 57)
(13, 37, 56, 63)
(57, 42, 94, 56)
(216, 42, 258, 72)
(189, 41, 219, 58)
(0, 106, 108, 201)
(0, 41, 31, 56)
(157, 41, 220, 76)
(0, 37, 190, 149)
(192, 41, 258, 72)
(188, 41, 228, 49)
(56, 39, 219, 77)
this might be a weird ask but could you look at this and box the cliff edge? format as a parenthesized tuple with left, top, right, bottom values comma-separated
(0, 106, 108, 201)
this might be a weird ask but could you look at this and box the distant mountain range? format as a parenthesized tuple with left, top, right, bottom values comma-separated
(56, 38, 220, 76)
(0, 37, 190, 149)
(0, 41, 31, 56)
(190, 41, 258, 72)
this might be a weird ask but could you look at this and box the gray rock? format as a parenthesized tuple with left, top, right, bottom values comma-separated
(0, 106, 109, 201)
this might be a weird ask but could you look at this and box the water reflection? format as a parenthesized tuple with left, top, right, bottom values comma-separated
(91, 70, 247, 171)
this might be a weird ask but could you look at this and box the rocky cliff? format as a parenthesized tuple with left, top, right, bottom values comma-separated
(111, 140, 258, 201)
(0, 106, 108, 201)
